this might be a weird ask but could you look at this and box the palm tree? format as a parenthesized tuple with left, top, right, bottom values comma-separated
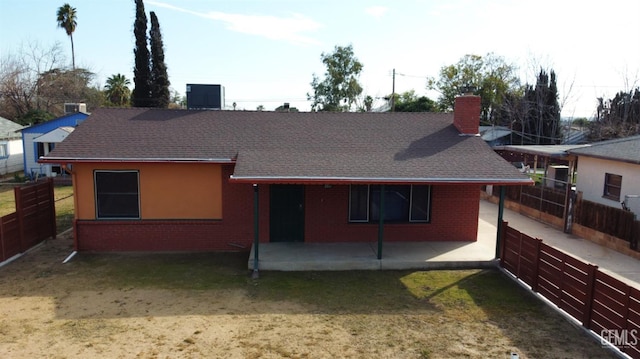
(56, 3, 77, 69)
(104, 74, 131, 106)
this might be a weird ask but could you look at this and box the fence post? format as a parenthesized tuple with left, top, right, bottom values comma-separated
(531, 238, 542, 292)
(496, 186, 506, 259)
(47, 178, 57, 239)
(14, 186, 25, 252)
(631, 220, 639, 251)
(0, 211, 4, 261)
(583, 264, 598, 329)
(516, 230, 523, 279)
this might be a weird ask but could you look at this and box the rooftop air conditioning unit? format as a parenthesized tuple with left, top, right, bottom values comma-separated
(186, 84, 225, 110)
(64, 103, 87, 114)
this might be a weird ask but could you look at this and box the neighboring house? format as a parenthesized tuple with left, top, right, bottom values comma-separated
(569, 135, 640, 214)
(41, 95, 532, 253)
(21, 112, 88, 179)
(479, 126, 512, 147)
(0, 116, 25, 176)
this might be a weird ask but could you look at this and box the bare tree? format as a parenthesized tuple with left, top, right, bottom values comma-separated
(0, 41, 102, 124)
(0, 42, 65, 121)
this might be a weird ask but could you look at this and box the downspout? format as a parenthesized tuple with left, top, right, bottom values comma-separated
(377, 184, 385, 260)
(252, 184, 259, 279)
(495, 186, 506, 258)
(64, 164, 80, 251)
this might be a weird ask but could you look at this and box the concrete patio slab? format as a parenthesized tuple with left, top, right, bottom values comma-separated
(249, 198, 640, 286)
(248, 201, 502, 271)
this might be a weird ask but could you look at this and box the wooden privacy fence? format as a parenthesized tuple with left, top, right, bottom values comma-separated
(0, 179, 57, 262)
(500, 222, 640, 358)
(574, 198, 637, 246)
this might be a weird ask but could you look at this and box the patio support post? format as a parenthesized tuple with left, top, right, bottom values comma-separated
(252, 184, 259, 278)
(563, 158, 576, 234)
(377, 184, 385, 260)
(496, 185, 506, 258)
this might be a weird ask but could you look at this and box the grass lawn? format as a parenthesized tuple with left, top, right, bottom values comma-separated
(0, 236, 616, 358)
(0, 181, 615, 358)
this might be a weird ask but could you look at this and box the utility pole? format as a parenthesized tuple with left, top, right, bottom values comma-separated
(391, 68, 396, 112)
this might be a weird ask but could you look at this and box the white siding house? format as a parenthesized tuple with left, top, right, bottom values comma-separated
(21, 112, 88, 179)
(570, 136, 640, 216)
(0, 116, 25, 176)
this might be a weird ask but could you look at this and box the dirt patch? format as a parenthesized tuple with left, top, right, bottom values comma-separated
(0, 232, 616, 358)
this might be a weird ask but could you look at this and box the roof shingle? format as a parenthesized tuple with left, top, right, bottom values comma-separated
(45, 108, 531, 184)
(568, 135, 640, 164)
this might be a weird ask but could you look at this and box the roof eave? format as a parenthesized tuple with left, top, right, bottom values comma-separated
(38, 157, 236, 164)
(569, 152, 640, 165)
(229, 176, 534, 186)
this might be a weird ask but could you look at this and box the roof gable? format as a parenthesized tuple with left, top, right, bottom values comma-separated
(0, 116, 24, 139)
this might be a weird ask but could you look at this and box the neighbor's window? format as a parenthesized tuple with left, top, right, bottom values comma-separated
(95, 171, 140, 219)
(36, 142, 55, 159)
(0, 143, 8, 158)
(349, 185, 431, 223)
(603, 173, 622, 201)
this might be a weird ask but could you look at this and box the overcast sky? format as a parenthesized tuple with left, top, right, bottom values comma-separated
(1, 0, 639, 118)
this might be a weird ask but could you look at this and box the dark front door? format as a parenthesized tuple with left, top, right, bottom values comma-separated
(270, 185, 304, 242)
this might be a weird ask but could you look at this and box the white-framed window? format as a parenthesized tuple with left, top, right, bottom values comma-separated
(603, 173, 622, 201)
(94, 170, 140, 219)
(349, 185, 431, 223)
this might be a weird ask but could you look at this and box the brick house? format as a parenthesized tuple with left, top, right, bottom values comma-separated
(41, 95, 531, 253)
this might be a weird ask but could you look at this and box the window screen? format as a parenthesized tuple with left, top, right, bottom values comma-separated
(95, 171, 140, 219)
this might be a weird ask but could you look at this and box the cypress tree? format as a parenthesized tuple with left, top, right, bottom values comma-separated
(131, 0, 152, 107)
(521, 69, 561, 144)
(150, 11, 170, 108)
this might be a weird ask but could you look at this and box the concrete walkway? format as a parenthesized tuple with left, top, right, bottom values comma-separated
(249, 200, 640, 289)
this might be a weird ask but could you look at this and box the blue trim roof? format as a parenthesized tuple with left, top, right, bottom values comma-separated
(21, 112, 89, 134)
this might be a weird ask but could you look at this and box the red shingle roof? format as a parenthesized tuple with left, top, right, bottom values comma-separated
(44, 107, 531, 185)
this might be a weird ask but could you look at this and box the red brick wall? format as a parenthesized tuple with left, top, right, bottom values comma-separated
(76, 165, 481, 251)
(303, 184, 480, 243)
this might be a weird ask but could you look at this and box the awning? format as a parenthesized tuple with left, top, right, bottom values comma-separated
(33, 127, 75, 143)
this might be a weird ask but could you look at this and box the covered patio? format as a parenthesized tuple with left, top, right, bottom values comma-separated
(248, 199, 501, 271)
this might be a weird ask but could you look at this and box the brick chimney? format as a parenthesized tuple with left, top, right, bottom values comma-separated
(453, 94, 481, 135)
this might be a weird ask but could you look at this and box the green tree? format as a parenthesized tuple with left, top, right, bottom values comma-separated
(16, 109, 55, 126)
(104, 73, 131, 106)
(502, 69, 562, 145)
(307, 44, 363, 112)
(392, 90, 437, 112)
(428, 53, 520, 124)
(589, 88, 640, 140)
(149, 11, 170, 108)
(131, 0, 152, 107)
(56, 3, 78, 69)
(522, 69, 561, 144)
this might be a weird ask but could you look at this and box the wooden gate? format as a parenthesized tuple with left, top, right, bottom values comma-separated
(0, 179, 56, 261)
